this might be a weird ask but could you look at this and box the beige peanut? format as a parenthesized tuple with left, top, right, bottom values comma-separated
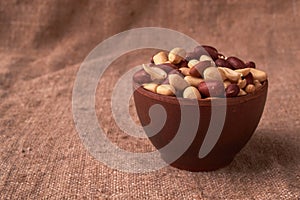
(218, 67, 242, 82)
(253, 79, 262, 89)
(204, 67, 222, 81)
(152, 51, 168, 65)
(238, 89, 247, 96)
(183, 86, 201, 99)
(237, 78, 247, 89)
(184, 76, 204, 87)
(142, 83, 158, 93)
(188, 59, 200, 68)
(199, 55, 215, 66)
(250, 68, 267, 82)
(179, 67, 190, 76)
(235, 68, 251, 77)
(245, 84, 256, 93)
(156, 84, 175, 96)
(168, 74, 189, 91)
(168, 47, 186, 64)
(143, 64, 167, 81)
(200, 55, 213, 62)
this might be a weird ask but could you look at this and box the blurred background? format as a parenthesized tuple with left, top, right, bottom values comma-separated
(0, 0, 299, 199)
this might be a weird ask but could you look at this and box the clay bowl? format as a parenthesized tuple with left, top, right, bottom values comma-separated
(132, 75, 268, 172)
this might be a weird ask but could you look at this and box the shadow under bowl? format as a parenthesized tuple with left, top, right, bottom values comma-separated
(133, 79, 268, 172)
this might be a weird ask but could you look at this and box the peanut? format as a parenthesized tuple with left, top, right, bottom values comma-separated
(202, 45, 219, 60)
(186, 52, 199, 61)
(184, 76, 204, 87)
(203, 67, 222, 81)
(215, 58, 233, 69)
(179, 67, 190, 76)
(235, 68, 251, 77)
(218, 67, 242, 82)
(237, 78, 247, 89)
(133, 70, 151, 84)
(152, 51, 168, 65)
(168, 47, 186, 64)
(143, 64, 167, 82)
(244, 72, 254, 85)
(142, 83, 158, 93)
(156, 84, 175, 96)
(245, 61, 256, 68)
(188, 59, 200, 68)
(168, 74, 189, 91)
(198, 81, 224, 97)
(225, 84, 240, 97)
(155, 63, 177, 73)
(226, 56, 246, 69)
(193, 46, 206, 58)
(183, 86, 202, 99)
(189, 61, 212, 78)
(245, 84, 256, 93)
(250, 68, 267, 82)
(200, 54, 213, 62)
(238, 89, 247, 96)
(254, 79, 262, 89)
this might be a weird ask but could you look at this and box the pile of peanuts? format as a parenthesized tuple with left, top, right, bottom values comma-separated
(133, 46, 267, 99)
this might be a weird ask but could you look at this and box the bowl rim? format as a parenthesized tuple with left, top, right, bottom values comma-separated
(133, 80, 268, 106)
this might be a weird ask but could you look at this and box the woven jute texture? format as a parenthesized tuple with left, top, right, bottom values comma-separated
(0, 0, 299, 199)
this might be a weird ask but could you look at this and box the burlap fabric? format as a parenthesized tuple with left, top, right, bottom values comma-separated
(0, 0, 299, 199)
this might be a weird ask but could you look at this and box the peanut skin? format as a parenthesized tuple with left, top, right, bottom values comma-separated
(198, 81, 225, 97)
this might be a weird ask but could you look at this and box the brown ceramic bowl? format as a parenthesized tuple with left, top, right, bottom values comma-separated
(133, 75, 268, 172)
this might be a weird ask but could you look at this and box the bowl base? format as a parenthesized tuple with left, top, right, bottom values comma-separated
(168, 156, 235, 172)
